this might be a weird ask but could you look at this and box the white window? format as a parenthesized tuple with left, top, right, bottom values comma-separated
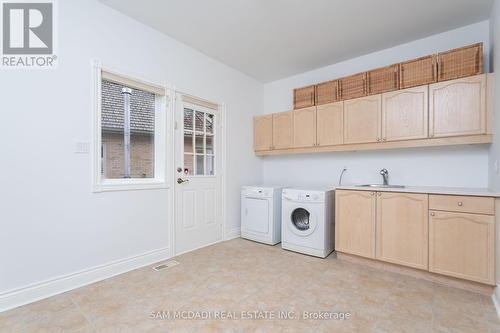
(182, 105, 216, 176)
(93, 63, 168, 191)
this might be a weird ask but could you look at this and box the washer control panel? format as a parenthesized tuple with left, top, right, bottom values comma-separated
(283, 188, 328, 202)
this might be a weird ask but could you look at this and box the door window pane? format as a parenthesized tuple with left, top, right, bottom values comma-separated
(196, 155, 204, 175)
(183, 154, 194, 175)
(184, 132, 193, 153)
(195, 134, 204, 154)
(206, 114, 214, 134)
(184, 108, 193, 131)
(195, 111, 204, 132)
(206, 156, 214, 176)
(206, 136, 214, 154)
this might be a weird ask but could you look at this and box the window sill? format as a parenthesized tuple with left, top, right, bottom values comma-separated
(93, 178, 168, 192)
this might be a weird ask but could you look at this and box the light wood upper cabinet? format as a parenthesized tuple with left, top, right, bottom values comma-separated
(429, 74, 486, 138)
(376, 192, 429, 270)
(343, 95, 382, 144)
(317, 102, 343, 146)
(335, 190, 376, 259)
(253, 115, 273, 151)
(382, 86, 428, 141)
(429, 210, 495, 285)
(272, 111, 293, 149)
(293, 106, 316, 148)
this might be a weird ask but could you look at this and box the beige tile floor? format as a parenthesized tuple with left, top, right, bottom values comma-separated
(1, 238, 499, 333)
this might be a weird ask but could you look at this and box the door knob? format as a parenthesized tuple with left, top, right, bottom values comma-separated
(177, 178, 189, 184)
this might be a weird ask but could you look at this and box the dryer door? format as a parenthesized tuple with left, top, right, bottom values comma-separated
(288, 206, 318, 236)
(242, 197, 270, 234)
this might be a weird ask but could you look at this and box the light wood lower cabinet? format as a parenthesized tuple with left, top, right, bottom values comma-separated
(272, 111, 293, 149)
(335, 190, 376, 259)
(343, 95, 382, 144)
(336, 189, 496, 285)
(253, 115, 273, 151)
(429, 74, 486, 138)
(429, 210, 495, 285)
(382, 86, 428, 141)
(293, 106, 316, 148)
(317, 102, 343, 146)
(376, 192, 428, 270)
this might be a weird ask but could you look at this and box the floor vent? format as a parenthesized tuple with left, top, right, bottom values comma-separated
(153, 260, 179, 271)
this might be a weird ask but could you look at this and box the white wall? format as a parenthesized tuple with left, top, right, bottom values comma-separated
(0, 0, 263, 296)
(489, 0, 500, 306)
(490, 2, 500, 191)
(262, 21, 491, 189)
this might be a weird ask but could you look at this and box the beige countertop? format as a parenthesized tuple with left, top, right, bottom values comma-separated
(335, 185, 500, 197)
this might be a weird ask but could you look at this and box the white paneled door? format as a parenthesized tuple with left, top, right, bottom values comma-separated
(174, 94, 223, 255)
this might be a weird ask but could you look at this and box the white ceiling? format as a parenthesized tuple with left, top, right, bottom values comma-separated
(100, 0, 494, 82)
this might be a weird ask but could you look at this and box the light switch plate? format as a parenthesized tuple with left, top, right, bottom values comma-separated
(75, 142, 90, 154)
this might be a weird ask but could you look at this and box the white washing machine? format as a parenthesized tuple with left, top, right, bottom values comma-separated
(241, 186, 283, 245)
(281, 187, 335, 258)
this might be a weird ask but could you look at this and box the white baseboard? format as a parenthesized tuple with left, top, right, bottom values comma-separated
(225, 228, 241, 240)
(492, 286, 500, 319)
(0, 247, 169, 313)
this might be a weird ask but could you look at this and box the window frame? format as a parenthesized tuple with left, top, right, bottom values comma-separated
(182, 102, 218, 178)
(92, 61, 169, 192)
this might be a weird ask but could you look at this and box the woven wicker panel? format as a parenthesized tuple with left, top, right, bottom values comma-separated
(340, 72, 366, 100)
(438, 43, 483, 82)
(293, 85, 316, 109)
(367, 64, 400, 95)
(315, 80, 339, 105)
(400, 55, 437, 89)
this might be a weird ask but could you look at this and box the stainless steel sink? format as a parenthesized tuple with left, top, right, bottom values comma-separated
(355, 184, 406, 189)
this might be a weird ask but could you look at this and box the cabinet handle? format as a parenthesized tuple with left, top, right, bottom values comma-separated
(457, 202, 463, 206)
(370, 192, 375, 196)
(377, 138, 381, 142)
(430, 212, 435, 216)
(382, 138, 387, 142)
(377, 192, 382, 196)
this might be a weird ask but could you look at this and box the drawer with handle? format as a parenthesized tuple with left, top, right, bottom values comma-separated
(429, 195, 494, 215)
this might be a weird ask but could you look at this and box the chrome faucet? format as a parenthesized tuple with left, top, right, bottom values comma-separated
(380, 169, 389, 186)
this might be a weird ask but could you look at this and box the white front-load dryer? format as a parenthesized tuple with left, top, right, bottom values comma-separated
(241, 186, 283, 245)
(281, 187, 335, 258)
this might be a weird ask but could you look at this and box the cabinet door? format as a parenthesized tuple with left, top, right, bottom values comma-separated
(317, 102, 343, 146)
(429, 74, 486, 138)
(382, 86, 428, 141)
(376, 192, 428, 270)
(343, 95, 382, 144)
(294, 85, 316, 109)
(272, 111, 293, 149)
(335, 190, 376, 258)
(293, 106, 316, 148)
(429, 210, 494, 285)
(253, 115, 273, 151)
